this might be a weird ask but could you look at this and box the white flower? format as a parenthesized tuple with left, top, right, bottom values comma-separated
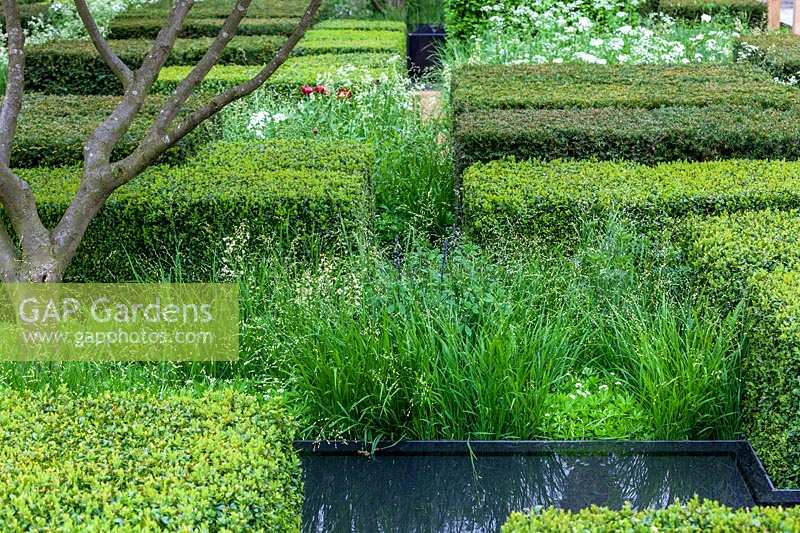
(590, 38, 604, 47)
(618, 24, 633, 35)
(272, 113, 288, 123)
(701, 13, 712, 23)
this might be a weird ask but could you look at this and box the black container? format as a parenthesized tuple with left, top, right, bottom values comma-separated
(407, 24, 446, 78)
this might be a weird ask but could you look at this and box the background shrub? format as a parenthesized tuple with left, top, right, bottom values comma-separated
(0, 388, 302, 531)
(10, 140, 373, 281)
(462, 159, 800, 243)
(10, 94, 217, 167)
(735, 32, 800, 81)
(501, 498, 800, 532)
(659, 0, 766, 25)
(455, 106, 800, 168)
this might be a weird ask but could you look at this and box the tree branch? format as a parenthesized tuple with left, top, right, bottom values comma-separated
(53, 0, 196, 267)
(74, 0, 133, 90)
(0, 0, 25, 167)
(108, 0, 323, 183)
(0, 223, 18, 282)
(163, 0, 323, 156)
(149, 0, 254, 136)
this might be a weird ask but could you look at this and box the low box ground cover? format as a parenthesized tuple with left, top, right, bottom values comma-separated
(10, 94, 215, 167)
(462, 159, 800, 243)
(455, 106, 800, 168)
(107, 17, 299, 39)
(501, 498, 800, 532)
(451, 64, 799, 113)
(154, 53, 400, 95)
(11, 140, 373, 281)
(0, 388, 302, 531)
(735, 32, 800, 81)
(659, 0, 766, 24)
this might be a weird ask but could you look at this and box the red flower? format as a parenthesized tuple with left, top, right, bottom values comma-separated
(313, 84, 329, 95)
(336, 87, 353, 99)
(300, 85, 314, 96)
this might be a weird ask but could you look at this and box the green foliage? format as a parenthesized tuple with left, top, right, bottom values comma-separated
(26, 35, 285, 90)
(735, 32, 800, 80)
(451, 63, 798, 113)
(10, 94, 215, 167)
(659, 0, 766, 24)
(0, 1, 50, 28)
(683, 209, 800, 308)
(0, 388, 302, 531)
(313, 18, 407, 30)
(454, 105, 800, 167)
(117, 0, 310, 19)
(462, 159, 800, 243)
(681, 209, 800, 487)
(244, 218, 742, 442)
(11, 140, 373, 281)
(745, 269, 800, 488)
(443, 0, 490, 38)
(501, 497, 800, 532)
(107, 16, 299, 39)
(154, 53, 400, 95)
(296, 29, 406, 56)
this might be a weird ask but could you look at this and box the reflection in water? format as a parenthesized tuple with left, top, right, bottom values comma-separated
(302, 453, 754, 533)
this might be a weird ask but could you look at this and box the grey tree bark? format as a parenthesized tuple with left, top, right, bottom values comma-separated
(0, 0, 323, 282)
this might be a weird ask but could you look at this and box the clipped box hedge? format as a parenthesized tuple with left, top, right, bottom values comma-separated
(26, 36, 286, 95)
(683, 209, 800, 308)
(451, 63, 799, 113)
(117, 0, 310, 19)
(294, 29, 406, 56)
(501, 498, 800, 532)
(659, 0, 766, 24)
(745, 268, 800, 488)
(10, 93, 215, 168)
(462, 159, 800, 243)
(313, 19, 407, 31)
(13, 140, 373, 282)
(0, 388, 302, 531)
(735, 32, 800, 80)
(108, 16, 299, 39)
(154, 53, 400, 96)
(681, 210, 800, 487)
(455, 105, 800, 168)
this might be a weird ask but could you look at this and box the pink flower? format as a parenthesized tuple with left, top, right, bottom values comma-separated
(313, 84, 329, 95)
(336, 87, 353, 99)
(300, 85, 314, 96)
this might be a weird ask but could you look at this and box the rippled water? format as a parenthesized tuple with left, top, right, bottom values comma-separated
(301, 452, 753, 532)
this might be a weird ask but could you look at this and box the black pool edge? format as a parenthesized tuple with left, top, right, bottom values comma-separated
(294, 439, 800, 508)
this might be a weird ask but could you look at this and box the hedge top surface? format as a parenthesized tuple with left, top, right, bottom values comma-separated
(736, 31, 800, 76)
(464, 158, 800, 206)
(314, 19, 407, 31)
(501, 498, 800, 532)
(118, 0, 309, 18)
(19, 139, 374, 206)
(684, 209, 800, 306)
(0, 388, 302, 531)
(452, 63, 799, 111)
(154, 52, 402, 93)
(299, 29, 406, 55)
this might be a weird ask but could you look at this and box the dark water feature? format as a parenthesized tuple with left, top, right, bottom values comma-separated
(301, 451, 754, 532)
